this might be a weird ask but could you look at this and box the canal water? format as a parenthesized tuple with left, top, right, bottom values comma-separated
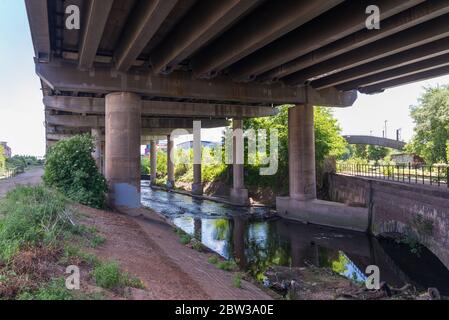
(141, 182, 449, 295)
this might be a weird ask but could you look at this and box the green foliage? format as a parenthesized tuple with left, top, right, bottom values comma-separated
(217, 260, 238, 272)
(141, 157, 150, 175)
(366, 145, 390, 162)
(179, 233, 192, 245)
(207, 255, 219, 265)
(0, 186, 73, 262)
(232, 273, 243, 288)
(92, 261, 144, 290)
(0, 145, 5, 172)
(243, 105, 347, 189)
(44, 134, 108, 209)
(407, 85, 449, 164)
(18, 278, 73, 300)
(91, 235, 106, 248)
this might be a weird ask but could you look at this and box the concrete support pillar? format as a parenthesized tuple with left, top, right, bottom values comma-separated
(230, 119, 249, 205)
(288, 104, 316, 200)
(150, 140, 157, 186)
(166, 135, 175, 189)
(91, 127, 102, 173)
(192, 121, 203, 195)
(105, 92, 141, 210)
(276, 104, 370, 232)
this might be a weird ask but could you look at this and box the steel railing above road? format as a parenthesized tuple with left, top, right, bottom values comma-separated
(337, 163, 449, 188)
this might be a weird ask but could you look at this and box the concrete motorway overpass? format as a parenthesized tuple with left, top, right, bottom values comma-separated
(343, 135, 407, 150)
(26, 0, 449, 231)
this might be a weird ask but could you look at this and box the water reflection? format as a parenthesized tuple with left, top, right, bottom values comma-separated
(141, 184, 449, 295)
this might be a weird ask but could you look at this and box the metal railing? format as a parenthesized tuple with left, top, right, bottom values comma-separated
(0, 167, 20, 180)
(337, 163, 449, 188)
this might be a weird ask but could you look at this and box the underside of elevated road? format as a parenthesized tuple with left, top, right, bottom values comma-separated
(26, 0, 449, 225)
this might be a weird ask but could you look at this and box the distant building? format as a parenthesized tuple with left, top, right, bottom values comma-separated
(143, 141, 167, 155)
(391, 153, 425, 166)
(0, 142, 11, 158)
(177, 140, 219, 150)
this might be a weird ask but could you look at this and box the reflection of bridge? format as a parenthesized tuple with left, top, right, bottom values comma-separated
(343, 135, 406, 150)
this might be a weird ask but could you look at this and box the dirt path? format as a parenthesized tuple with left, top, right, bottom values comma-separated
(78, 205, 272, 300)
(0, 167, 44, 198)
(133, 210, 273, 300)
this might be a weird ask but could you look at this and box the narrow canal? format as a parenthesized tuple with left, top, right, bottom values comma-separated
(141, 182, 449, 295)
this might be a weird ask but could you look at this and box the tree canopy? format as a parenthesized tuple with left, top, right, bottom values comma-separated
(243, 105, 347, 189)
(407, 85, 449, 164)
(44, 134, 108, 208)
(0, 145, 5, 172)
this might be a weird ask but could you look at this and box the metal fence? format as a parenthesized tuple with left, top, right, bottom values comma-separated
(337, 163, 449, 188)
(0, 167, 20, 180)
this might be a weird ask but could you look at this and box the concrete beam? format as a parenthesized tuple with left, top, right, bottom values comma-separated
(311, 37, 449, 90)
(285, 13, 449, 85)
(150, 0, 260, 74)
(191, 0, 342, 78)
(336, 52, 449, 91)
(46, 114, 229, 129)
(25, 0, 50, 62)
(360, 64, 449, 94)
(78, 0, 114, 70)
(43, 96, 278, 118)
(36, 61, 357, 107)
(261, 0, 449, 81)
(142, 128, 192, 136)
(114, 0, 178, 72)
(230, 0, 421, 81)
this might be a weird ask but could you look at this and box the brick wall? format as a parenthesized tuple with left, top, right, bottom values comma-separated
(328, 174, 449, 269)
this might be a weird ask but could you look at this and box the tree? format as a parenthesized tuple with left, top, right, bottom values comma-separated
(243, 105, 347, 189)
(407, 85, 449, 164)
(44, 134, 108, 208)
(0, 145, 5, 173)
(366, 145, 389, 162)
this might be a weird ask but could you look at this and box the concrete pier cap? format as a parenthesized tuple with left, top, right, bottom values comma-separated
(105, 92, 142, 212)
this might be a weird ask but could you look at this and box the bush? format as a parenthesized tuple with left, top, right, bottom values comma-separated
(92, 261, 144, 290)
(18, 278, 73, 300)
(44, 134, 107, 209)
(0, 186, 73, 262)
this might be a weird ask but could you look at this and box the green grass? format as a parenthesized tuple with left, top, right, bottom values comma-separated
(179, 233, 192, 245)
(232, 273, 243, 289)
(217, 260, 238, 272)
(90, 235, 106, 248)
(0, 185, 74, 263)
(92, 261, 144, 290)
(207, 255, 219, 265)
(18, 278, 74, 301)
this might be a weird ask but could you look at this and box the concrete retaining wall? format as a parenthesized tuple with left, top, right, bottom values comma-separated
(328, 174, 449, 269)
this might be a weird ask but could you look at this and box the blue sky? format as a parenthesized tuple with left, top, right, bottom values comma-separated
(1, 0, 449, 157)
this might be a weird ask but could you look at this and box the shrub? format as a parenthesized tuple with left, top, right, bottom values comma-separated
(207, 255, 219, 265)
(92, 261, 144, 290)
(44, 134, 107, 209)
(92, 261, 123, 289)
(217, 260, 238, 272)
(232, 273, 243, 288)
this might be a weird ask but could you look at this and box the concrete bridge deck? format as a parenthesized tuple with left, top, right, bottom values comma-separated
(26, 0, 449, 228)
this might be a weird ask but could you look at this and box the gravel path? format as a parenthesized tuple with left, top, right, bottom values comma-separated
(0, 167, 44, 199)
